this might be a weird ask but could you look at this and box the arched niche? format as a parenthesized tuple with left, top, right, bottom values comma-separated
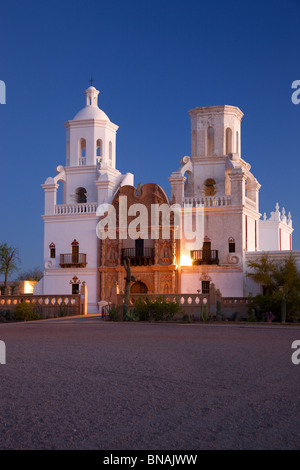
(75, 187, 87, 204)
(207, 127, 214, 155)
(204, 178, 216, 196)
(226, 128, 232, 154)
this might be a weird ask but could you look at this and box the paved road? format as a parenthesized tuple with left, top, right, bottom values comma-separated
(0, 317, 299, 450)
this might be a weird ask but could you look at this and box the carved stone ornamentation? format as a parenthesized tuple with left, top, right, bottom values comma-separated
(227, 253, 242, 266)
(199, 273, 212, 282)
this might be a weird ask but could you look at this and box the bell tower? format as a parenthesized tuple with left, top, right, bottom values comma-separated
(64, 86, 118, 169)
(189, 105, 243, 159)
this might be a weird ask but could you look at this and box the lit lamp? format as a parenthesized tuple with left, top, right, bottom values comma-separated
(203, 297, 207, 305)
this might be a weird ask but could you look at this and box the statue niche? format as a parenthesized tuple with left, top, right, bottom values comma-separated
(159, 242, 172, 265)
(105, 240, 119, 266)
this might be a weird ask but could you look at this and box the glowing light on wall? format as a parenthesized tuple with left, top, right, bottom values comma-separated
(24, 282, 34, 294)
(180, 254, 192, 266)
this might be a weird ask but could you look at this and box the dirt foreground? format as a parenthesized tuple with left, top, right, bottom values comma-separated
(0, 316, 299, 450)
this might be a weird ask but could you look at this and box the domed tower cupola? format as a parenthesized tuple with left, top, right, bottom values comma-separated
(64, 84, 119, 169)
(85, 86, 99, 107)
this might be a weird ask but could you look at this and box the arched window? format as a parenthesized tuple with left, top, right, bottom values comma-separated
(79, 138, 86, 165)
(207, 127, 214, 155)
(96, 139, 102, 168)
(131, 281, 148, 294)
(56, 180, 65, 205)
(228, 237, 235, 253)
(226, 128, 232, 154)
(109, 141, 112, 162)
(236, 131, 239, 154)
(204, 178, 216, 196)
(191, 130, 196, 156)
(96, 139, 102, 157)
(49, 243, 56, 259)
(184, 170, 193, 197)
(75, 187, 87, 204)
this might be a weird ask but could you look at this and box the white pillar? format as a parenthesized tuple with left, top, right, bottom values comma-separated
(42, 180, 59, 215)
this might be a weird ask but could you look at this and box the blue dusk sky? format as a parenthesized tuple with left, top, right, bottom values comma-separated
(0, 0, 300, 274)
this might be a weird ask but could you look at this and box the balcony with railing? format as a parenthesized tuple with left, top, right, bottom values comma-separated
(55, 203, 98, 215)
(60, 253, 87, 268)
(190, 250, 219, 265)
(121, 248, 155, 266)
(183, 195, 231, 207)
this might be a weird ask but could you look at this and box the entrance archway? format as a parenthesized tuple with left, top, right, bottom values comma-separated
(131, 281, 148, 294)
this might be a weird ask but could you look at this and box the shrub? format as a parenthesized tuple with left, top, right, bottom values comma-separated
(231, 312, 240, 321)
(107, 304, 122, 321)
(265, 311, 275, 322)
(201, 304, 209, 322)
(247, 254, 300, 322)
(0, 310, 7, 322)
(247, 309, 257, 322)
(124, 310, 139, 322)
(182, 313, 190, 322)
(132, 296, 182, 322)
(182, 313, 192, 323)
(14, 302, 40, 321)
(216, 300, 223, 321)
(131, 297, 150, 321)
(5, 309, 15, 321)
(58, 306, 67, 317)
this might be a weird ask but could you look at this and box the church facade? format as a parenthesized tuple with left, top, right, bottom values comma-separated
(38, 86, 295, 313)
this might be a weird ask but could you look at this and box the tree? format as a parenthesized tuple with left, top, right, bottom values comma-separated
(122, 258, 136, 321)
(246, 253, 277, 296)
(0, 243, 20, 294)
(247, 253, 300, 321)
(17, 267, 43, 282)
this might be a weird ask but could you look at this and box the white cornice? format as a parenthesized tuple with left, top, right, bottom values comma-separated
(65, 165, 98, 175)
(242, 206, 261, 219)
(180, 265, 243, 273)
(245, 250, 300, 261)
(259, 220, 294, 234)
(64, 119, 119, 132)
(42, 214, 98, 222)
(189, 105, 244, 120)
(192, 156, 227, 163)
(44, 268, 98, 275)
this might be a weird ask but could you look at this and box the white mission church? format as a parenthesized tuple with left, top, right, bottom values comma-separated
(35, 85, 297, 314)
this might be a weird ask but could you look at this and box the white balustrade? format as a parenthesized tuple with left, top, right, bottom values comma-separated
(183, 195, 231, 207)
(55, 203, 98, 214)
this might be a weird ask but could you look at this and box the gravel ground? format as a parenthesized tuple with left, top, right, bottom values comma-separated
(0, 316, 299, 450)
